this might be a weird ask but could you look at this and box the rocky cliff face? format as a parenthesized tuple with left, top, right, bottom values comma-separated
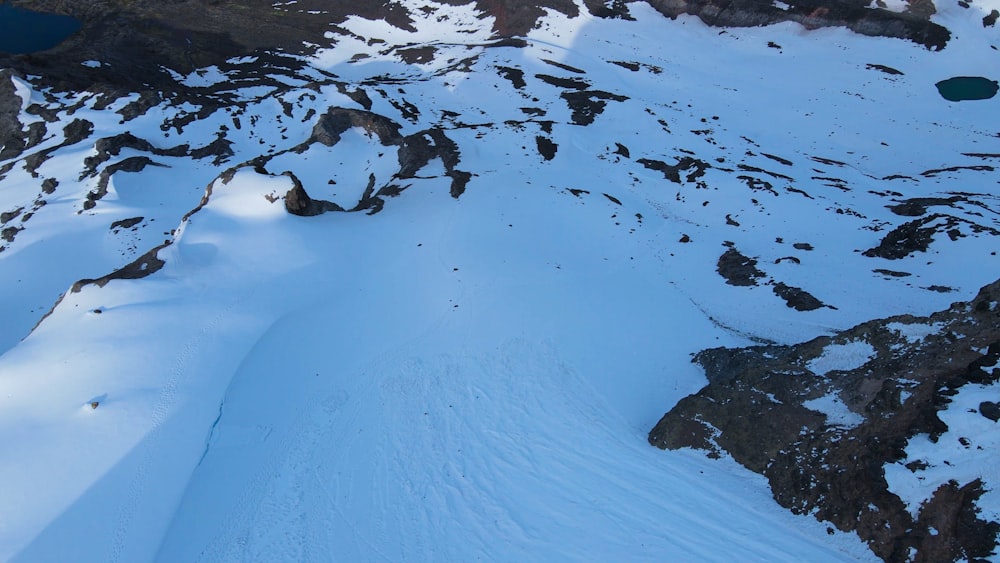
(642, 0, 950, 49)
(650, 280, 1000, 562)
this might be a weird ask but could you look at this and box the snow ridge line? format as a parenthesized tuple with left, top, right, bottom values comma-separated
(107, 286, 254, 562)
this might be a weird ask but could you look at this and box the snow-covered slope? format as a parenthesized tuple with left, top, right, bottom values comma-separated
(0, 0, 997, 560)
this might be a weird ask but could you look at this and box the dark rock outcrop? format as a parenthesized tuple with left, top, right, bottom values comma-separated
(643, 0, 950, 50)
(0, 70, 29, 161)
(864, 213, 1000, 259)
(83, 156, 166, 211)
(303, 107, 403, 149)
(283, 171, 346, 216)
(717, 247, 765, 286)
(560, 90, 628, 126)
(772, 282, 827, 311)
(71, 241, 171, 292)
(297, 107, 471, 202)
(637, 156, 710, 183)
(650, 279, 1000, 562)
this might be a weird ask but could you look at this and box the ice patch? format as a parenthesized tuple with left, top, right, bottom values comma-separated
(181, 66, 228, 87)
(884, 382, 1000, 520)
(886, 322, 944, 344)
(807, 341, 876, 376)
(804, 392, 864, 427)
(10, 75, 32, 111)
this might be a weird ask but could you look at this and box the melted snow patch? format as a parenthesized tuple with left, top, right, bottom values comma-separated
(181, 66, 228, 88)
(807, 341, 876, 376)
(887, 321, 944, 345)
(803, 392, 864, 427)
(868, 0, 908, 12)
(884, 382, 1000, 520)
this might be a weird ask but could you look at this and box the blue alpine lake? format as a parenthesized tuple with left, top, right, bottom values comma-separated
(0, 3, 81, 54)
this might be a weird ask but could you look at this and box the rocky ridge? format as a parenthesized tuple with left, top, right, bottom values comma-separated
(650, 279, 1000, 561)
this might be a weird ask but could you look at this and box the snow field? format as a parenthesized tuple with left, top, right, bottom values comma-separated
(0, 0, 998, 559)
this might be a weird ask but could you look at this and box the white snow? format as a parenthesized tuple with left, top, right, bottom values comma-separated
(0, 0, 997, 560)
(884, 382, 1000, 523)
(807, 341, 877, 376)
(887, 321, 946, 345)
(9, 74, 32, 111)
(803, 392, 865, 427)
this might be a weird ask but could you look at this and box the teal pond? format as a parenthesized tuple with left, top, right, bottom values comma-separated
(935, 76, 999, 102)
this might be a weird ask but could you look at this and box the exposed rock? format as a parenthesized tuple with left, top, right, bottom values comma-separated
(610, 60, 641, 71)
(188, 134, 235, 165)
(560, 90, 628, 126)
(583, 0, 635, 19)
(110, 217, 144, 230)
(397, 128, 471, 199)
(772, 282, 827, 311)
(863, 217, 937, 259)
(302, 107, 403, 149)
(283, 171, 345, 216)
(0, 69, 28, 160)
(762, 152, 793, 165)
(82, 133, 156, 177)
(1, 225, 23, 243)
(1, 207, 24, 224)
(536, 73, 590, 90)
(23, 118, 94, 177)
(0, 0, 951, 106)
(980, 401, 1000, 422)
(985, 9, 1000, 27)
(84, 156, 166, 211)
(738, 163, 793, 181)
(888, 196, 962, 217)
(637, 156, 711, 183)
(863, 213, 1000, 260)
(536, 136, 558, 160)
(71, 241, 171, 292)
(470, 0, 579, 36)
(717, 247, 765, 286)
(737, 175, 777, 195)
(873, 268, 911, 277)
(921, 165, 993, 177)
(642, 0, 950, 50)
(650, 279, 1000, 562)
(62, 118, 93, 146)
(867, 63, 904, 75)
(497, 66, 526, 89)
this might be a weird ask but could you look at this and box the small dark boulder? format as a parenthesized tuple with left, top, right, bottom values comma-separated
(980, 401, 1000, 422)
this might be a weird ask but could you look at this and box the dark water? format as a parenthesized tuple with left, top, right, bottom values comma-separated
(0, 3, 81, 54)
(935, 76, 999, 102)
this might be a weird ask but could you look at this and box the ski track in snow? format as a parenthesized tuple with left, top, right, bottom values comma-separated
(108, 288, 253, 562)
(163, 338, 870, 562)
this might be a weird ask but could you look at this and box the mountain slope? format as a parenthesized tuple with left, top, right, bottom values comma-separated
(0, 0, 998, 560)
